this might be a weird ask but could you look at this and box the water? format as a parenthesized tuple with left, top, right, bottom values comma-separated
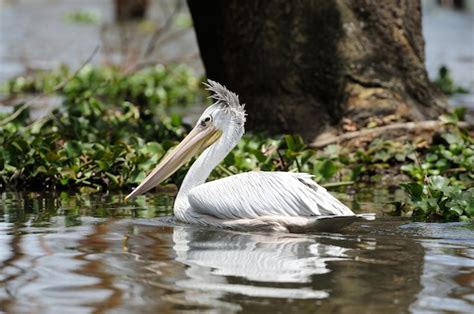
(1, 191, 473, 313)
(0, 0, 202, 83)
(422, 4, 474, 93)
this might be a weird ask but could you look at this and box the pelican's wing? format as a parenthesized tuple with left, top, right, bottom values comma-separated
(187, 172, 355, 220)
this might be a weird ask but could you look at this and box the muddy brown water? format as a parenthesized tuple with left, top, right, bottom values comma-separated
(0, 191, 473, 313)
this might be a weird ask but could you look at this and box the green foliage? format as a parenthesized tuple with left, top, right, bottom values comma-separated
(400, 126, 473, 184)
(213, 125, 472, 187)
(63, 10, 101, 24)
(433, 66, 468, 95)
(210, 134, 347, 183)
(0, 65, 202, 191)
(3, 64, 200, 112)
(400, 176, 473, 222)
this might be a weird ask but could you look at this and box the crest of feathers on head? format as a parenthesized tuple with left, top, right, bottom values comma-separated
(204, 79, 246, 124)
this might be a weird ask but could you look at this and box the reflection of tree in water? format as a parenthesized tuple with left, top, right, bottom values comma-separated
(75, 223, 124, 314)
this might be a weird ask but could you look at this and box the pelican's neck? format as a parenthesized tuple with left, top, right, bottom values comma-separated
(174, 120, 243, 221)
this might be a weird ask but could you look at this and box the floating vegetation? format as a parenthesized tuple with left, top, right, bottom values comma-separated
(0, 65, 202, 192)
(400, 176, 473, 222)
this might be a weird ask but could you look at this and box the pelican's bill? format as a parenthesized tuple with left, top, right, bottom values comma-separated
(125, 125, 222, 200)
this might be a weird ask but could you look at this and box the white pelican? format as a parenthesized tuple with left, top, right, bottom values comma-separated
(126, 80, 375, 232)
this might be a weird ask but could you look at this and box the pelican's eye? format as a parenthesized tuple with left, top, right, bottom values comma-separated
(200, 115, 212, 127)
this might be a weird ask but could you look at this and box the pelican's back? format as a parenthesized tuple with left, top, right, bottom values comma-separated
(188, 172, 355, 221)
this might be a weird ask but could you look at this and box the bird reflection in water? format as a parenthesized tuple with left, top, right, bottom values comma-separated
(125, 222, 376, 310)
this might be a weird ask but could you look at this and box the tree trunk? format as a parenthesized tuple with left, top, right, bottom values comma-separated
(114, 0, 148, 21)
(187, 0, 447, 141)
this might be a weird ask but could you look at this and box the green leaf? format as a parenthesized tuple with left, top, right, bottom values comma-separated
(171, 114, 182, 127)
(449, 206, 463, 216)
(95, 160, 109, 171)
(317, 160, 339, 180)
(400, 183, 423, 201)
(64, 141, 83, 158)
(145, 142, 163, 154)
(443, 133, 461, 145)
(4, 164, 17, 173)
(435, 159, 449, 170)
(46, 152, 60, 162)
(284, 135, 295, 151)
(351, 164, 364, 181)
(32, 166, 47, 177)
(425, 153, 438, 163)
(429, 175, 449, 191)
(401, 164, 415, 173)
(106, 172, 119, 185)
(453, 107, 466, 121)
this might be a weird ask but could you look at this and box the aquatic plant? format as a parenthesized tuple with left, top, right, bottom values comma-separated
(401, 176, 473, 222)
(0, 65, 201, 191)
(399, 109, 473, 185)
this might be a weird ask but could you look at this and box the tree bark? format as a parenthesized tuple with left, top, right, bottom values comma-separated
(187, 0, 447, 141)
(114, 0, 148, 21)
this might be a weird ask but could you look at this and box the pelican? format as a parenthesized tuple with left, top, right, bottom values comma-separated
(126, 80, 375, 232)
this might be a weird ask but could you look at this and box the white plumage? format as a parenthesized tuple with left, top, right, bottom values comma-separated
(189, 172, 353, 219)
(126, 80, 375, 232)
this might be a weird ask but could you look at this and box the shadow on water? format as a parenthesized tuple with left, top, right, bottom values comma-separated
(0, 191, 473, 313)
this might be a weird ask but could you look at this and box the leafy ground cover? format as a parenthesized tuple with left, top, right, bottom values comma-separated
(400, 176, 473, 222)
(0, 65, 472, 221)
(0, 65, 201, 192)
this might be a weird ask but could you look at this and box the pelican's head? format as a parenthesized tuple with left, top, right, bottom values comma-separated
(125, 79, 246, 200)
(200, 79, 246, 131)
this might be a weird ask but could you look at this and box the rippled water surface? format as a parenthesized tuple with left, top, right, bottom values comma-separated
(1, 191, 473, 313)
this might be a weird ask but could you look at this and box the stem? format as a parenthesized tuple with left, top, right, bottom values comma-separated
(217, 164, 235, 177)
(294, 156, 302, 172)
(322, 181, 354, 188)
(276, 149, 287, 170)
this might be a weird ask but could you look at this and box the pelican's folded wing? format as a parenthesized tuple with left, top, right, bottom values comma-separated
(187, 172, 355, 220)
